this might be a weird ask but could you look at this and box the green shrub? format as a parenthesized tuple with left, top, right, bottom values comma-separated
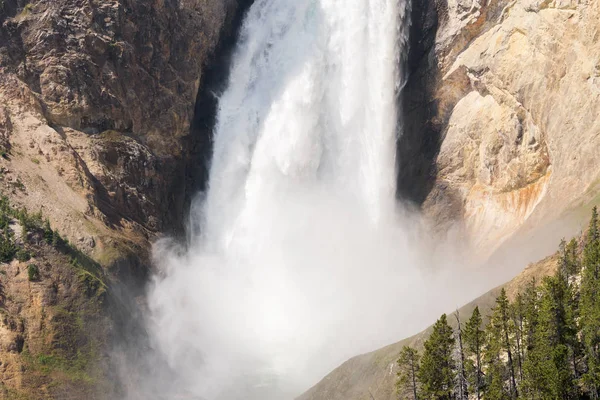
(0, 212, 9, 230)
(16, 249, 30, 262)
(0, 232, 16, 263)
(27, 263, 39, 281)
(43, 219, 53, 244)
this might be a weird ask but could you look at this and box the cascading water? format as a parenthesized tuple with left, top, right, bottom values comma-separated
(145, 1, 430, 399)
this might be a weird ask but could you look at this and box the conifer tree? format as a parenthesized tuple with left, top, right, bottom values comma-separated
(0, 225, 16, 262)
(495, 288, 519, 399)
(464, 306, 485, 399)
(418, 314, 456, 399)
(397, 346, 420, 400)
(559, 238, 581, 282)
(521, 279, 556, 400)
(522, 279, 539, 352)
(537, 274, 578, 399)
(581, 206, 600, 399)
(454, 311, 468, 400)
(510, 294, 525, 384)
(484, 310, 510, 400)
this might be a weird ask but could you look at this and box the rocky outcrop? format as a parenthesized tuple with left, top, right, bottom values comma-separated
(400, 0, 600, 257)
(0, 0, 241, 244)
(0, 237, 111, 399)
(0, 0, 249, 397)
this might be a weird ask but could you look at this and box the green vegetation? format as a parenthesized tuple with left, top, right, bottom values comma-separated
(464, 306, 485, 399)
(0, 226, 16, 262)
(418, 314, 456, 399)
(397, 346, 420, 400)
(397, 207, 600, 399)
(0, 195, 106, 297)
(27, 263, 39, 281)
(16, 249, 31, 262)
(21, 340, 98, 386)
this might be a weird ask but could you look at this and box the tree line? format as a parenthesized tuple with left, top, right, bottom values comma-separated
(397, 207, 600, 400)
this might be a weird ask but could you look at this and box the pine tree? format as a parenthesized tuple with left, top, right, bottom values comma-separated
(496, 289, 519, 399)
(464, 306, 485, 399)
(581, 206, 600, 399)
(0, 225, 16, 262)
(559, 238, 581, 282)
(397, 346, 420, 400)
(522, 279, 539, 352)
(43, 219, 52, 244)
(418, 314, 456, 399)
(521, 279, 554, 400)
(484, 309, 510, 400)
(510, 294, 525, 384)
(537, 273, 578, 399)
(454, 310, 468, 400)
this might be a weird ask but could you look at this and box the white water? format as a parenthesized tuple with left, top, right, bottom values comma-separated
(142, 1, 470, 399)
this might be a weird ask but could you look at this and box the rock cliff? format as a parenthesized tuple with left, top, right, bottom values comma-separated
(0, 0, 248, 397)
(400, 0, 600, 257)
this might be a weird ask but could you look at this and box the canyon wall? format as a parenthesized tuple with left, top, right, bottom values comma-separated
(400, 0, 600, 256)
(0, 0, 247, 397)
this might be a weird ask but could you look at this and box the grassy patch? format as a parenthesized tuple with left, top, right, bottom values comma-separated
(22, 345, 98, 386)
(20, 3, 33, 16)
(0, 195, 106, 291)
(23, 307, 101, 385)
(0, 384, 33, 400)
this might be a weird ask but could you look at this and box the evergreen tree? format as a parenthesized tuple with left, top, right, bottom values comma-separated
(454, 310, 468, 400)
(496, 288, 519, 399)
(522, 279, 540, 352)
(397, 346, 420, 400)
(0, 225, 16, 262)
(581, 206, 600, 399)
(559, 238, 581, 282)
(484, 309, 510, 400)
(464, 306, 485, 399)
(43, 219, 53, 244)
(418, 314, 456, 399)
(510, 294, 525, 384)
(521, 279, 556, 400)
(537, 274, 578, 399)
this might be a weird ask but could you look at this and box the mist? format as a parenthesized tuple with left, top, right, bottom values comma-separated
(131, 0, 508, 399)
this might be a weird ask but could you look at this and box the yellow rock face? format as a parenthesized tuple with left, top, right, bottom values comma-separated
(427, 0, 600, 256)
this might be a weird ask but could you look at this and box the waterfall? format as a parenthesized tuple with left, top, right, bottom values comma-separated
(146, 1, 414, 399)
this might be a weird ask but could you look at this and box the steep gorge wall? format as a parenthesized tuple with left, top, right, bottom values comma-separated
(0, 0, 252, 397)
(400, 0, 600, 258)
(0, 0, 257, 256)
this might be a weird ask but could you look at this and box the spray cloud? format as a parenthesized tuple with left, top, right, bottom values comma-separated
(141, 1, 487, 399)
